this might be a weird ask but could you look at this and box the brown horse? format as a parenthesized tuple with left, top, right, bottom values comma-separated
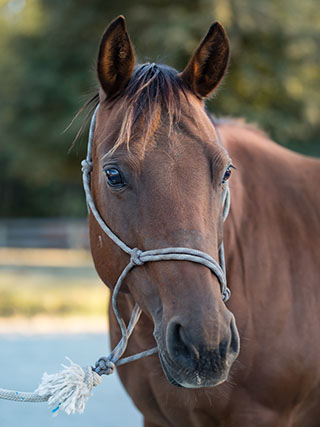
(86, 16, 320, 426)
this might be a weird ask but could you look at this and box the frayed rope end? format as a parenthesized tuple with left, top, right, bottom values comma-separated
(35, 357, 101, 416)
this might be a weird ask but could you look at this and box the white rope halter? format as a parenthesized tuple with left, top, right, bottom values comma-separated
(82, 105, 231, 375)
(0, 104, 231, 415)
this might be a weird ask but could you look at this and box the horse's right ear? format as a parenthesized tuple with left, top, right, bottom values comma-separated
(97, 16, 135, 98)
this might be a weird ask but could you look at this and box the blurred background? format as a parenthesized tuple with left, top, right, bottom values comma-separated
(1, 0, 319, 219)
(0, 0, 319, 425)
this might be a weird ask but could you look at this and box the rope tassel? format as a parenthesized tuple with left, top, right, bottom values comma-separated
(35, 358, 102, 415)
(0, 358, 101, 416)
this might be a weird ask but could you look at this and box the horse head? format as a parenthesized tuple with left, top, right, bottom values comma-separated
(88, 16, 239, 388)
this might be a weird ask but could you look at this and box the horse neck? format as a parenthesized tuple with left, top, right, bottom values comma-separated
(220, 121, 320, 307)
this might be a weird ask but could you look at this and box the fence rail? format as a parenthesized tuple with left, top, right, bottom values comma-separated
(0, 218, 89, 249)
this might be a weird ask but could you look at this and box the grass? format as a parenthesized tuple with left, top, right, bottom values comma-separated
(0, 270, 108, 317)
(0, 249, 109, 318)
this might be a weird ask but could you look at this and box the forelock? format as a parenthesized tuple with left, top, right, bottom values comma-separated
(106, 63, 189, 158)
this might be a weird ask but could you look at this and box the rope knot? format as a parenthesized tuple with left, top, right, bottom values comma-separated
(34, 358, 102, 415)
(94, 357, 116, 376)
(81, 159, 92, 174)
(130, 248, 144, 266)
(222, 288, 231, 302)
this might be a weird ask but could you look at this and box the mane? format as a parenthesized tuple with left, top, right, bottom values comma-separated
(212, 116, 269, 139)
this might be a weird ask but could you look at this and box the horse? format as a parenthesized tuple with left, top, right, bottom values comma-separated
(84, 16, 320, 426)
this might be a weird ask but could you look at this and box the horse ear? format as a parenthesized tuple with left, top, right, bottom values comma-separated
(180, 22, 230, 98)
(97, 16, 135, 98)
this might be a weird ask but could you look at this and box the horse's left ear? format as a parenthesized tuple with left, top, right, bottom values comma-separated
(179, 22, 230, 98)
(97, 16, 135, 98)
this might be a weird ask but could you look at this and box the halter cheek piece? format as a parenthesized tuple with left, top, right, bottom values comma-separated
(82, 105, 231, 375)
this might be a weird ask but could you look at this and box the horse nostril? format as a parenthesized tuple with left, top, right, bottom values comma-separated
(216, 317, 239, 363)
(178, 325, 200, 361)
(229, 315, 240, 357)
(218, 338, 229, 360)
(167, 320, 199, 367)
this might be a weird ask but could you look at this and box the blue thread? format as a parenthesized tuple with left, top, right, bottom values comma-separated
(52, 403, 61, 413)
(15, 392, 24, 401)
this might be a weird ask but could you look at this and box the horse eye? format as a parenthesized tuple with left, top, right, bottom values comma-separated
(105, 168, 125, 188)
(222, 167, 232, 184)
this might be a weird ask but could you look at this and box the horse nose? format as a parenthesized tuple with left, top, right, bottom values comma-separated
(166, 314, 239, 372)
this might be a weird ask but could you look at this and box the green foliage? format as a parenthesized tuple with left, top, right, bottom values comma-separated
(0, 0, 319, 217)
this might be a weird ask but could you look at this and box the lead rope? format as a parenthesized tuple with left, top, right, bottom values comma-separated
(0, 105, 231, 415)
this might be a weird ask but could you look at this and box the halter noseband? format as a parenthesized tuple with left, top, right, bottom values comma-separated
(82, 105, 231, 375)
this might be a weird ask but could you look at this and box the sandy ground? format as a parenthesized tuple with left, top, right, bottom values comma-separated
(0, 332, 142, 427)
(0, 315, 108, 335)
(0, 248, 93, 268)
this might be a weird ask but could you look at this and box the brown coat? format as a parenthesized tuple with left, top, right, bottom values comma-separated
(88, 16, 320, 426)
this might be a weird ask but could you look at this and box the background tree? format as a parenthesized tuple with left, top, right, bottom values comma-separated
(0, 0, 319, 217)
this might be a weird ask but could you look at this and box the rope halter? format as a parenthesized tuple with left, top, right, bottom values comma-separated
(83, 105, 231, 373)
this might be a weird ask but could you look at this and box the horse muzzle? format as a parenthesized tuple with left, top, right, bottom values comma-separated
(156, 313, 240, 388)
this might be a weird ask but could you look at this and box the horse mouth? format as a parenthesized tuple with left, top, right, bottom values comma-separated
(158, 350, 231, 389)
